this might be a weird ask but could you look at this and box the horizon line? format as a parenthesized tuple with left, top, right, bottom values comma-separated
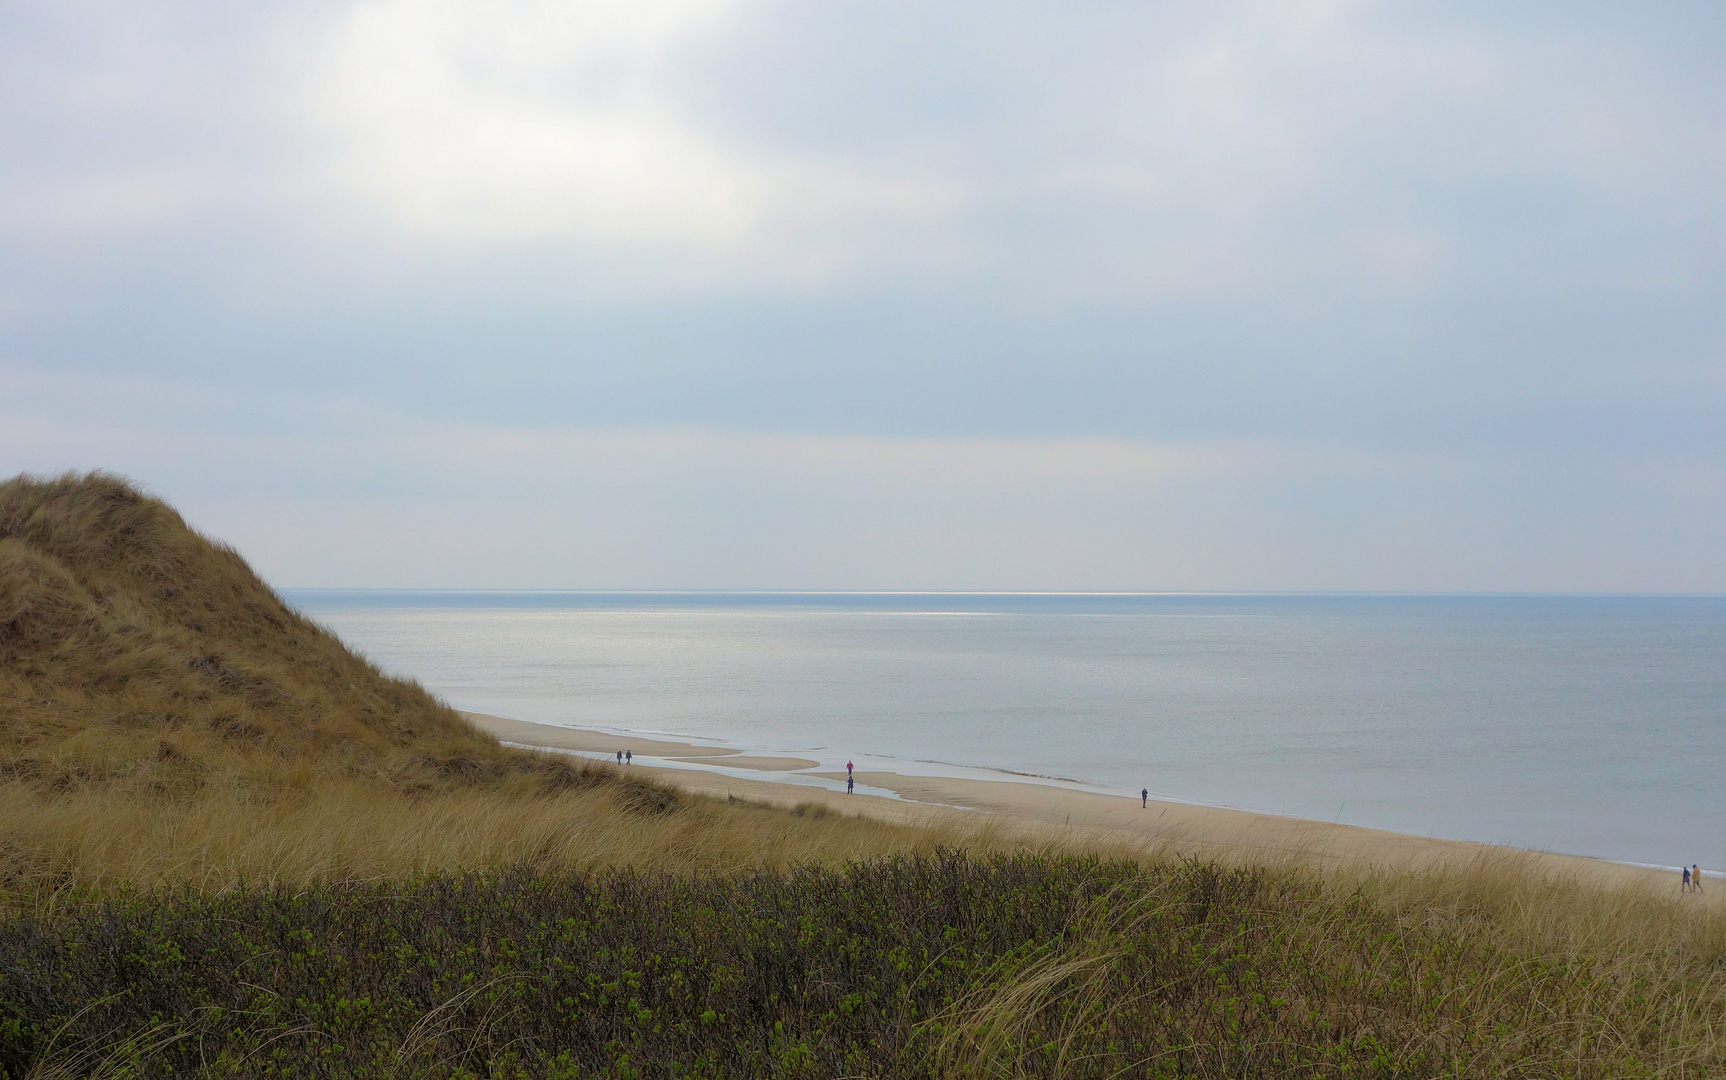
(279, 587, 1726, 599)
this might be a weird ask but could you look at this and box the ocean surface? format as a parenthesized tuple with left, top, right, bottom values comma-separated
(285, 591, 1726, 868)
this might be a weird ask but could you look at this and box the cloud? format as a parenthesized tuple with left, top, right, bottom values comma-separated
(304, 0, 768, 242)
(6, 365, 1724, 591)
(1, 1, 1724, 589)
(6, 0, 1721, 296)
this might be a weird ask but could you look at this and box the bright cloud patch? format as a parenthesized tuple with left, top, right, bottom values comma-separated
(308, 0, 765, 241)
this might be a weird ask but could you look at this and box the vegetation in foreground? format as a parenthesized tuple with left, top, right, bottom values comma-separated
(5, 852, 1725, 1079)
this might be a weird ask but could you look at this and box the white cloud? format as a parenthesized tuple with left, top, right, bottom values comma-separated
(5, 0, 1716, 302)
(0, 171, 206, 237)
(305, 0, 767, 241)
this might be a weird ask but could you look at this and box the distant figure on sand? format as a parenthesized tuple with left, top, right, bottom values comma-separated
(1683, 866, 1692, 892)
(1695, 865, 1705, 892)
(846, 775, 854, 794)
(1142, 788, 1148, 808)
(846, 760, 853, 777)
(615, 750, 623, 765)
(625, 749, 632, 765)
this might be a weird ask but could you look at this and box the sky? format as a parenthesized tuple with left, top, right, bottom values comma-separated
(2, 0, 1723, 590)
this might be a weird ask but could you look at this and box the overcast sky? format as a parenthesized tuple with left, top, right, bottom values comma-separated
(3, 0, 1722, 590)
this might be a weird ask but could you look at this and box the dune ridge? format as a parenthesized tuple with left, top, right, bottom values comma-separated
(0, 473, 967, 890)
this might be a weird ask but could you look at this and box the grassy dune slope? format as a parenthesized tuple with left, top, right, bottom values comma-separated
(0, 473, 952, 889)
(0, 471, 514, 777)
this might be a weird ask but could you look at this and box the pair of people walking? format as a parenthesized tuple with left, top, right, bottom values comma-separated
(1683, 864, 1705, 892)
(846, 759, 854, 794)
(614, 749, 631, 765)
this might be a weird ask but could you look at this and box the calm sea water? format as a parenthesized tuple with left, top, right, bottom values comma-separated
(286, 592, 1726, 867)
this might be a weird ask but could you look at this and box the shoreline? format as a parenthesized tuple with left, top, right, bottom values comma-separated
(465, 712, 1689, 892)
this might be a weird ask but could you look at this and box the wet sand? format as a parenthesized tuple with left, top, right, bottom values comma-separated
(475, 713, 744, 759)
(465, 712, 1676, 890)
(672, 755, 822, 771)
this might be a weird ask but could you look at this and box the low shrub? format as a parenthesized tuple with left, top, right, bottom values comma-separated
(3, 852, 1721, 1078)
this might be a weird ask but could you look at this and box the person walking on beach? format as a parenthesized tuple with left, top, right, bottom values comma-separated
(846, 775, 854, 794)
(1695, 865, 1705, 892)
(1683, 865, 1692, 892)
(846, 760, 853, 778)
(616, 750, 623, 765)
(1142, 788, 1148, 808)
(625, 749, 632, 765)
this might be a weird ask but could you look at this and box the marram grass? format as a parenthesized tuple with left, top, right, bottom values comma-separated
(5, 853, 1726, 1079)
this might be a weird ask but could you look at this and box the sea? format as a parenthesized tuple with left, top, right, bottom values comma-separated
(285, 591, 1726, 869)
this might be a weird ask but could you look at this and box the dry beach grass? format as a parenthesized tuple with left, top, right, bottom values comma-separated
(2, 472, 1724, 1077)
(0, 472, 956, 890)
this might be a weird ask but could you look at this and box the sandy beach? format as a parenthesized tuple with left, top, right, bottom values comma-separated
(465, 712, 1679, 891)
